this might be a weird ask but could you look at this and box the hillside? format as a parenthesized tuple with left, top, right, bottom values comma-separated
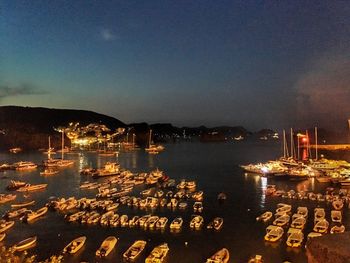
(0, 106, 125, 149)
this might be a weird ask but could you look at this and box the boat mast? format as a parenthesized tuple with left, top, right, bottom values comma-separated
(61, 129, 64, 160)
(290, 128, 295, 159)
(132, 133, 135, 147)
(48, 136, 52, 160)
(315, 127, 318, 160)
(149, 129, 152, 148)
(283, 130, 286, 158)
(297, 133, 300, 160)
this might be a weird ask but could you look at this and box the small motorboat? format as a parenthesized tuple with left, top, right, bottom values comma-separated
(314, 208, 325, 223)
(330, 224, 345, 234)
(22, 207, 48, 223)
(0, 220, 15, 233)
(63, 236, 86, 254)
(331, 210, 342, 223)
(123, 240, 147, 261)
(307, 232, 322, 239)
(6, 180, 27, 191)
(286, 228, 304, 248)
(264, 225, 284, 242)
(145, 216, 159, 229)
(190, 215, 204, 229)
(0, 194, 16, 204)
(296, 207, 308, 218)
(156, 217, 168, 229)
(170, 217, 183, 230)
(256, 211, 273, 222)
(17, 183, 48, 192)
(332, 199, 344, 210)
(96, 236, 118, 257)
(273, 214, 290, 227)
(5, 208, 30, 219)
(11, 200, 35, 208)
(193, 202, 203, 213)
(290, 216, 306, 230)
(313, 219, 329, 234)
(40, 169, 59, 176)
(145, 243, 169, 263)
(13, 236, 37, 251)
(206, 248, 230, 263)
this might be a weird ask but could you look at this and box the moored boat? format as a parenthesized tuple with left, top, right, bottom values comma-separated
(96, 236, 118, 257)
(205, 248, 230, 263)
(13, 236, 37, 251)
(11, 200, 35, 208)
(170, 217, 183, 230)
(145, 243, 169, 263)
(313, 219, 329, 234)
(256, 211, 272, 222)
(123, 240, 147, 261)
(63, 236, 86, 254)
(190, 215, 204, 229)
(330, 224, 345, 234)
(22, 207, 48, 223)
(17, 183, 48, 192)
(0, 194, 16, 204)
(207, 217, 223, 230)
(0, 220, 15, 233)
(286, 228, 304, 248)
(264, 225, 284, 242)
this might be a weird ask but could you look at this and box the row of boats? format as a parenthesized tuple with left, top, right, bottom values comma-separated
(4, 234, 227, 263)
(241, 157, 350, 181)
(265, 185, 350, 209)
(258, 203, 346, 248)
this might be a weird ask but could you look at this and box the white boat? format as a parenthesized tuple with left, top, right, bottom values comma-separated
(123, 240, 147, 261)
(290, 216, 306, 229)
(206, 248, 230, 263)
(145, 243, 169, 263)
(296, 207, 308, 218)
(11, 200, 35, 208)
(170, 217, 183, 230)
(190, 215, 204, 229)
(40, 169, 59, 176)
(286, 228, 304, 248)
(273, 214, 290, 227)
(96, 236, 118, 257)
(307, 232, 322, 240)
(313, 219, 329, 234)
(314, 208, 325, 223)
(17, 183, 48, 192)
(332, 199, 344, 210)
(156, 217, 168, 229)
(22, 207, 48, 223)
(256, 211, 272, 222)
(0, 194, 16, 204)
(13, 236, 37, 251)
(0, 220, 15, 233)
(93, 162, 120, 178)
(14, 161, 37, 171)
(63, 236, 86, 254)
(145, 216, 159, 229)
(264, 225, 284, 242)
(331, 210, 342, 223)
(330, 224, 345, 234)
(193, 202, 203, 213)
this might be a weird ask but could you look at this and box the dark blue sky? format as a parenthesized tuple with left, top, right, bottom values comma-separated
(1, 1, 350, 130)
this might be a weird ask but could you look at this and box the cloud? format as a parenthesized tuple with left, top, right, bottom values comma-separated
(294, 51, 350, 128)
(100, 28, 117, 41)
(0, 83, 46, 100)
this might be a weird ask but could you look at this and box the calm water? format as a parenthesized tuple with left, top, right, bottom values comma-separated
(0, 141, 349, 263)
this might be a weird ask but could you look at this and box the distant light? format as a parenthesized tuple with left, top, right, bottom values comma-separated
(261, 167, 269, 173)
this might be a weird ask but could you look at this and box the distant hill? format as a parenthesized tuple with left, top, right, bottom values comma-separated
(0, 106, 125, 149)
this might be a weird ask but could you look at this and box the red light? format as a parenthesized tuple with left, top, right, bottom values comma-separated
(302, 138, 308, 142)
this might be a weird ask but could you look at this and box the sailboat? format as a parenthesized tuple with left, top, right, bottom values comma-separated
(279, 129, 298, 167)
(145, 129, 164, 154)
(43, 136, 56, 155)
(44, 130, 74, 168)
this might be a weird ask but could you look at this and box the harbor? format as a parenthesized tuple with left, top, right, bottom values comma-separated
(0, 140, 349, 262)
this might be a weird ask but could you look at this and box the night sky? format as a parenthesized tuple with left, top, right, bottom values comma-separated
(1, 1, 350, 130)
